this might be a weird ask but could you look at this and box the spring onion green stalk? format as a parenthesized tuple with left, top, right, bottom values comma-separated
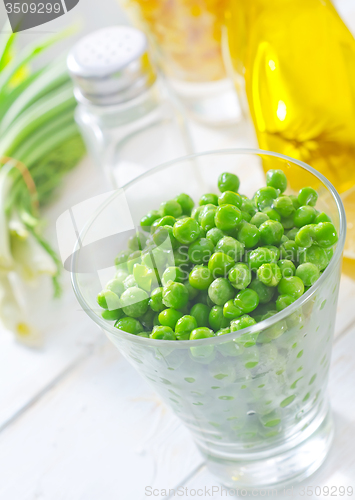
(0, 23, 86, 344)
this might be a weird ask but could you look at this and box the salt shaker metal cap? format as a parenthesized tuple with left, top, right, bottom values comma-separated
(67, 26, 156, 106)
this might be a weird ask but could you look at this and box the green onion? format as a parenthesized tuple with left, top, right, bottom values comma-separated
(0, 23, 86, 343)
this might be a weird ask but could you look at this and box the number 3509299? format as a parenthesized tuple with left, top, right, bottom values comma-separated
(5, 3, 62, 14)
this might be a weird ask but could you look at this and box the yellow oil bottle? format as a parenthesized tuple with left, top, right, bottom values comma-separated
(226, 0, 355, 275)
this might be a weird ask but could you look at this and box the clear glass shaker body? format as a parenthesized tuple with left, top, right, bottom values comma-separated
(75, 80, 192, 187)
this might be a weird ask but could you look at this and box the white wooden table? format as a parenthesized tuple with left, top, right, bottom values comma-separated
(1, 1, 355, 498)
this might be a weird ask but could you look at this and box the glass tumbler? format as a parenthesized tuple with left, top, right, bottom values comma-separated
(71, 150, 345, 488)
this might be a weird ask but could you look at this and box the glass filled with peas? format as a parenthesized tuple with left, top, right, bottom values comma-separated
(72, 150, 346, 489)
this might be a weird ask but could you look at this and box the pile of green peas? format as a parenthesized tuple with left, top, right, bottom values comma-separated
(97, 170, 338, 343)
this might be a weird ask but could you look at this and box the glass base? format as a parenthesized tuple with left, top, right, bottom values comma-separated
(168, 78, 242, 127)
(203, 408, 334, 489)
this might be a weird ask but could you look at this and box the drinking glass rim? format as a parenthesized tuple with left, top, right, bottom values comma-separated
(71, 148, 346, 347)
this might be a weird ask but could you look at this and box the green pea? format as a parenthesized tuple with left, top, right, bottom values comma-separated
(299, 244, 329, 271)
(198, 203, 216, 222)
(257, 315, 287, 342)
(208, 278, 235, 306)
(97, 289, 121, 310)
(295, 224, 316, 248)
(237, 222, 260, 248)
(277, 259, 296, 278)
(173, 246, 190, 267)
(271, 196, 295, 217)
(162, 282, 189, 309)
(248, 247, 276, 271)
(241, 197, 258, 216)
(257, 262, 282, 287)
(259, 220, 284, 245)
(218, 172, 240, 193)
(137, 332, 150, 338)
(234, 288, 259, 314)
(286, 227, 298, 240)
(199, 193, 218, 206)
(150, 218, 162, 234)
(279, 240, 299, 262)
(298, 187, 318, 206)
(140, 308, 156, 329)
(120, 287, 149, 318)
(262, 207, 281, 222)
(196, 289, 210, 306)
(115, 249, 130, 268)
(175, 193, 195, 215)
(278, 277, 304, 299)
(314, 222, 338, 248)
(223, 299, 243, 319)
(162, 266, 186, 286)
(314, 212, 331, 224)
(115, 317, 143, 334)
(264, 245, 280, 260)
(153, 226, 179, 250)
(215, 236, 245, 261)
(325, 247, 334, 262)
(191, 206, 204, 221)
(190, 303, 211, 327)
(184, 281, 199, 301)
(231, 314, 257, 331)
(239, 210, 252, 224)
(208, 252, 235, 277)
(155, 216, 176, 228)
(266, 169, 287, 193)
(251, 302, 277, 322)
(106, 279, 125, 297)
(123, 274, 137, 290)
(188, 238, 214, 265)
(172, 217, 200, 245)
(254, 186, 279, 210)
(289, 195, 301, 210)
(189, 265, 214, 290)
(231, 316, 258, 347)
(128, 232, 146, 252)
(158, 308, 183, 329)
(126, 251, 141, 274)
(160, 199, 183, 218)
(281, 214, 295, 229)
(149, 287, 164, 312)
(293, 205, 317, 227)
(133, 264, 157, 291)
(175, 315, 198, 340)
(200, 209, 217, 232)
(250, 212, 269, 228)
(102, 308, 124, 321)
(140, 210, 161, 232)
(209, 305, 230, 331)
(206, 227, 225, 246)
(150, 325, 176, 340)
(228, 263, 251, 290)
(218, 191, 243, 208)
(141, 247, 166, 271)
(249, 278, 275, 304)
(276, 294, 296, 312)
(296, 263, 320, 287)
(214, 204, 242, 231)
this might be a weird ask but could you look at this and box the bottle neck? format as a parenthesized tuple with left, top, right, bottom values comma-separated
(78, 81, 162, 129)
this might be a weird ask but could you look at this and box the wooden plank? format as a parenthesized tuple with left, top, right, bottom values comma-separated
(0, 340, 203, 500)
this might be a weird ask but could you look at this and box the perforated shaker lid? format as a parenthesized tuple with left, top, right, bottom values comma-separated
(67, 26, 156, 106)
